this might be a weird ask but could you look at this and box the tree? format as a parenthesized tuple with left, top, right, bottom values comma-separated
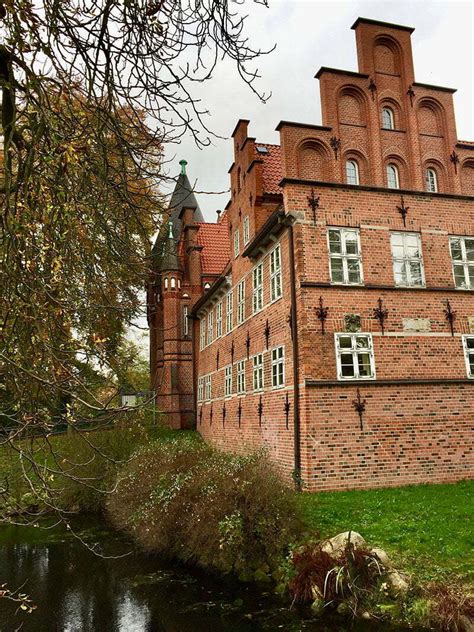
(0, 0, 271, 522)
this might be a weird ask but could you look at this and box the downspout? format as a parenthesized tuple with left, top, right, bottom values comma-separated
(287, 222, 302, 491)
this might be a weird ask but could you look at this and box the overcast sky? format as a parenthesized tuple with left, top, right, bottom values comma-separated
(163, 0, 474, 221)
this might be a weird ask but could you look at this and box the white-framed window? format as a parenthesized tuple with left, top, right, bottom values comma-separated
(335, 334, 375, 380)
(462, 336, 474, 378)
(216, 301, 223, 338)
(382, 107, 394, 130)
(386, 163, 400, 189)
(252, 262, 263, 313)
(390, 232, 425, 287)
(271, 346, 285, 388)
(252, 354, 264, 391)
(270, 244, 283, 301)
(237, 280, 245, 324)
(450, 236, 474, 289)
(198, 377, 204, 402)
(207, 311, 214, 345)
(233, 230, 240, 258)
(205, 374, 212, 400)
(237, 360, 246, 394)
(224, 365, 232, 396)
(200, 318, 206, 350)
(345, 159, 359, 185)
(226, 291, 233, 332)
(426, 168, 438, 193)
(183, 305, 189, 337)
(243, 216, 250, 245)
(328, 227, 363, 285)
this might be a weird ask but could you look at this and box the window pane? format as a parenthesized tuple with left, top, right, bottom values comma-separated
(391, 233, 403, 247)
(345, 232, 359, 255)
(466, 338, 474, 349)
(329, 230, 342, 253)
(469, 356, 474, 376)
(454, 264, 466, 287)
(358, 353, 372, 377)
(450, 238, 462, 260)
(340, 354, 355, 377)
(409, 261, 423, 285)
(338, 336, 352, 349)
(393, 260, 407, 284)
(391, 244, 405, 258)
(468, 266, 474, 287)
(347, 259, 361, 283)
(465, 239, 474, 261)
(330, 257, 344, 283)
(355, 336, 370, 349)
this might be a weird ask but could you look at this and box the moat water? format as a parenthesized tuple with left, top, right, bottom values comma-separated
(0, 519, 413, 631)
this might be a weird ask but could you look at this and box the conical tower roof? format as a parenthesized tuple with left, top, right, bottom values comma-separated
(159, 221, 182, 272)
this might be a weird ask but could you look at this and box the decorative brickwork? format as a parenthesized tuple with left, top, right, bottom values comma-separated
(149, 17, 474, 490)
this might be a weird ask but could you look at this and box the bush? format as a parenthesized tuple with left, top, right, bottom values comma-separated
(57, 414, 150, 513)
(107, 435, 302, 575)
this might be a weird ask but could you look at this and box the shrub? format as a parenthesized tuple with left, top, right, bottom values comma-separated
(57, 414, 150, 513)
(107, 436, 302, 574)
(423, 583, 474, 631)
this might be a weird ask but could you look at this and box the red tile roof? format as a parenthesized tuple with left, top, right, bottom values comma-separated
(255, 143, 282, 195)
(195, 216, 230, 275)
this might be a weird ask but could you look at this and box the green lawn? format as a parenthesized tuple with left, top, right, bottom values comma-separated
(297, 480, 474, 585)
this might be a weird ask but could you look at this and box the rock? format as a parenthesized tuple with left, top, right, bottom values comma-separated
(370, 547, 392, 568)
(321, 531, 366, 557)
(459, 615, 474, 632)
(386, 570, 409, 596)
(361, 611, 371, 619)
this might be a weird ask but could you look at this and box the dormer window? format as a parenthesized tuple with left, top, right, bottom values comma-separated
(386, 163, 400, 189)
(382, 107, 395, 130)
(345, 159, 359, 185)
(425, 168, 438, 193)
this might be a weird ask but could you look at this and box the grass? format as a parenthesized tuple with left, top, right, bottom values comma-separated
(297, 479, 474, 585)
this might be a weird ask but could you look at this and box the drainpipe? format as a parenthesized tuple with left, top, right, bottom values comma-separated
(287, 222, 302, 491)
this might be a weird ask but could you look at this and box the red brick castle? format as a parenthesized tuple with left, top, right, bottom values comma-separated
(148, 18, 474, 491)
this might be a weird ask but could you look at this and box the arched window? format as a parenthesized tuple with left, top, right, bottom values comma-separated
(386, 163, 400, 189)
(425, 168, 438, 193)
(170, 277, 176, 289)
(345, 159, 359, 185)
(164, 278, 169, 290)
(382, 107, 395, 130)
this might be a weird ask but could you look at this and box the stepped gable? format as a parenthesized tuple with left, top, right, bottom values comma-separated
(255, 143, 282, 195)
(195, 214, 230, 275)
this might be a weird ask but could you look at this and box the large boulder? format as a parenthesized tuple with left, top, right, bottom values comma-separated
(320, 531, 366, 557)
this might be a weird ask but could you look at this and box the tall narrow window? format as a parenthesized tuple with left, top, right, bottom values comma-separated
(345, 159, 359, 185)
(271, 346, 285, 388)
(207, 311, 214, 345)
(252, 354, 264, 391)
(205, 375, 212, 400)
(270, 245, 283, 301)
(425, 168, 438, 192)
(386, 163, 400, 189)
(450, 236, 474, 289)
(170, 277, 176, 289)
(390, 232, 425, 287)
(328, 228, 363, 285)
(237, 360, 246, 394)
(198, 377, 204, 402)
(233, 230, 240, 258)
(237, 279, 245, 324)
(381, 107, 394, 130)
(183, 305, 189, 338)
(463, 336, 474, 378)
(335, 334, 375, 380)
(216, 301, 222, 338)
(243, 216, 250, 245)
(226, 291, 233, 332)
(252, 263, 263, 313)
(200, 318, 206, 350)
(224, 365, 232, 396)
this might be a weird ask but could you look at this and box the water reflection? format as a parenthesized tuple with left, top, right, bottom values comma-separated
(0, 522, 411, 631)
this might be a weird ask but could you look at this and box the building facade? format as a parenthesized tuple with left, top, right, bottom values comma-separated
(149, 18, 474, 491)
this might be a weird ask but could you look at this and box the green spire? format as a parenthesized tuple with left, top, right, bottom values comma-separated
(179, 159, 187, 175)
